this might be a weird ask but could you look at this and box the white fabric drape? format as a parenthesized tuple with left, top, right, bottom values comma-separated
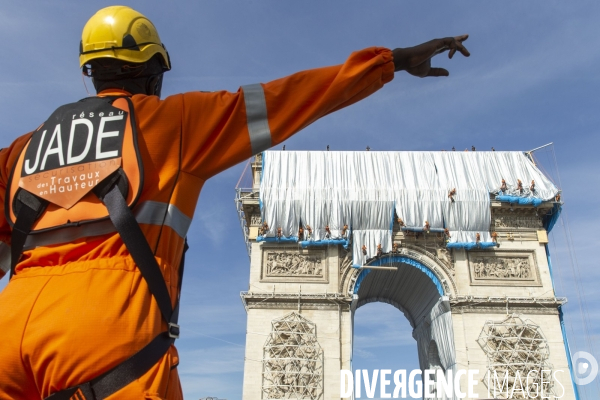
(351, 200, 394, 265)
(433, 152, 492, 243)
(391, 152, 445, 230)
(413, 298, 458, 400)
(260, 151, 558, 265)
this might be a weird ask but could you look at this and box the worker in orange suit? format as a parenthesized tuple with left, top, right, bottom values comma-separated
(0, 5, 469, 399)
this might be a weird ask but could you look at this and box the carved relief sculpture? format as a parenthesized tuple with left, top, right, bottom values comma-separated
(339, 252, 353, 275)
(493, 214, 543, 230)
(338, 251, 355, 293)
(468, 251, 540, 286)
(472, 256, 532, 279)
(250, 214, 262, 226)
(265, 252, 323, 277)
(262, 313, 324, 400)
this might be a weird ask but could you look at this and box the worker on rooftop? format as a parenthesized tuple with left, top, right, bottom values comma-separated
(0, 5, 469, 399)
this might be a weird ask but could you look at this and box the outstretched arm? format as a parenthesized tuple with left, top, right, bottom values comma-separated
(180, 47, 396, 179)
(179, 37, 471, 179)
(392, 35, 470, 77)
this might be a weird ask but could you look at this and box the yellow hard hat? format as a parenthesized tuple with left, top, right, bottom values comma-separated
(80, 6, 170, 70)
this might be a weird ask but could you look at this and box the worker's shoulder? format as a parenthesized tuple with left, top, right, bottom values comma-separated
(6, 131, 33, 150)
(129, 90, 238, 116)
(0, 131, 33, 180)
(131, 90, 214, 102)
(125, 93, 184, 117)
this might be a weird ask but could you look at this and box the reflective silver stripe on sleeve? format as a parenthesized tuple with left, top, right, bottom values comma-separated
(134, 201, 192, 239)
(242, 83, 272, 154)
(0, 242, 11, 273)
(23, 201, 192, 250)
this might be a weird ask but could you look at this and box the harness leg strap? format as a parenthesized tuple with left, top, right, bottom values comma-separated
(10, 190, 47, 278)
(45, 178, 189, 399)
(100, 183, 174, 325)
(44, 332, 174, 400)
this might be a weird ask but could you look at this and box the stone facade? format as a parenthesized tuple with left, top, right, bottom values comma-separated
(237, 164, 576, 400)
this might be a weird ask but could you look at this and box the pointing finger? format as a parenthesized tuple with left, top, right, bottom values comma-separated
(454, 34, 470, 57)
(458, 42, 470, 57)
(455, 34, 469, 43)
(449, 47, 456, 59)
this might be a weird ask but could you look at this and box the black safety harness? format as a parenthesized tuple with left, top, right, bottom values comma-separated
(8, 97, 186, 400)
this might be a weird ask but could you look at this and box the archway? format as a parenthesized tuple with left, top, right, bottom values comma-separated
(352, 302, 420, 397)
(350, 255, 457, 399)
(352, 256, 444, 327)
(240, 150, 577, 399)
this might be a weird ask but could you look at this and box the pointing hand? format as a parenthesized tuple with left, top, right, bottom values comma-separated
(392, 35, 470, 77)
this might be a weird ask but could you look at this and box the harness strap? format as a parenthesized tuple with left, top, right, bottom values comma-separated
(10, 190, 47, 278)
(96, 177, 175, 325)
(39, 175, 189, 399)
(44, 240, 189, 400)
(171, 239, 188, 331)
(45, 332, 174, 400)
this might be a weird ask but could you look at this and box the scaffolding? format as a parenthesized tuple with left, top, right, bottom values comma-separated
(262, 312, 324, 400)
(234, 187, 257, 259)
(478, 315, 556, 399)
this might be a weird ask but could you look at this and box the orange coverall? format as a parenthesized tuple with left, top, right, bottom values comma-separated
(0, 47, 394, 399)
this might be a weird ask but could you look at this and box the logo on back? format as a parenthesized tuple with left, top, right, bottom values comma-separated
(20, 102, 128, 209)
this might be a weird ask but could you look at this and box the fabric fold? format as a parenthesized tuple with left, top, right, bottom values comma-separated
(260, 151, 558, 266)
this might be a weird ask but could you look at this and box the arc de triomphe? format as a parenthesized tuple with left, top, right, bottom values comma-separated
(235, 151, 577, 399)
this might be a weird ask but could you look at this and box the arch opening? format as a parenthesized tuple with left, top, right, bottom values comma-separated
(351, 257, 458, 399)
(353, 258, 443, 328)
(352, 302, 421, 394)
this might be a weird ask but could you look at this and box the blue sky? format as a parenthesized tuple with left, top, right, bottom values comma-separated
(1, 1, 599, 399)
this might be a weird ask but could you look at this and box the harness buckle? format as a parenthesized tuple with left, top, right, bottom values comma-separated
(168, 322, 180, 339)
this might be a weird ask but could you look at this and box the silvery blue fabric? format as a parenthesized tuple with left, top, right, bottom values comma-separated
(260, 151, 557, 266)
(413, 298, 457, 400)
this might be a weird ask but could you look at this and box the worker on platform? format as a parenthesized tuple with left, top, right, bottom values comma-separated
(0, 6, 469, 399)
